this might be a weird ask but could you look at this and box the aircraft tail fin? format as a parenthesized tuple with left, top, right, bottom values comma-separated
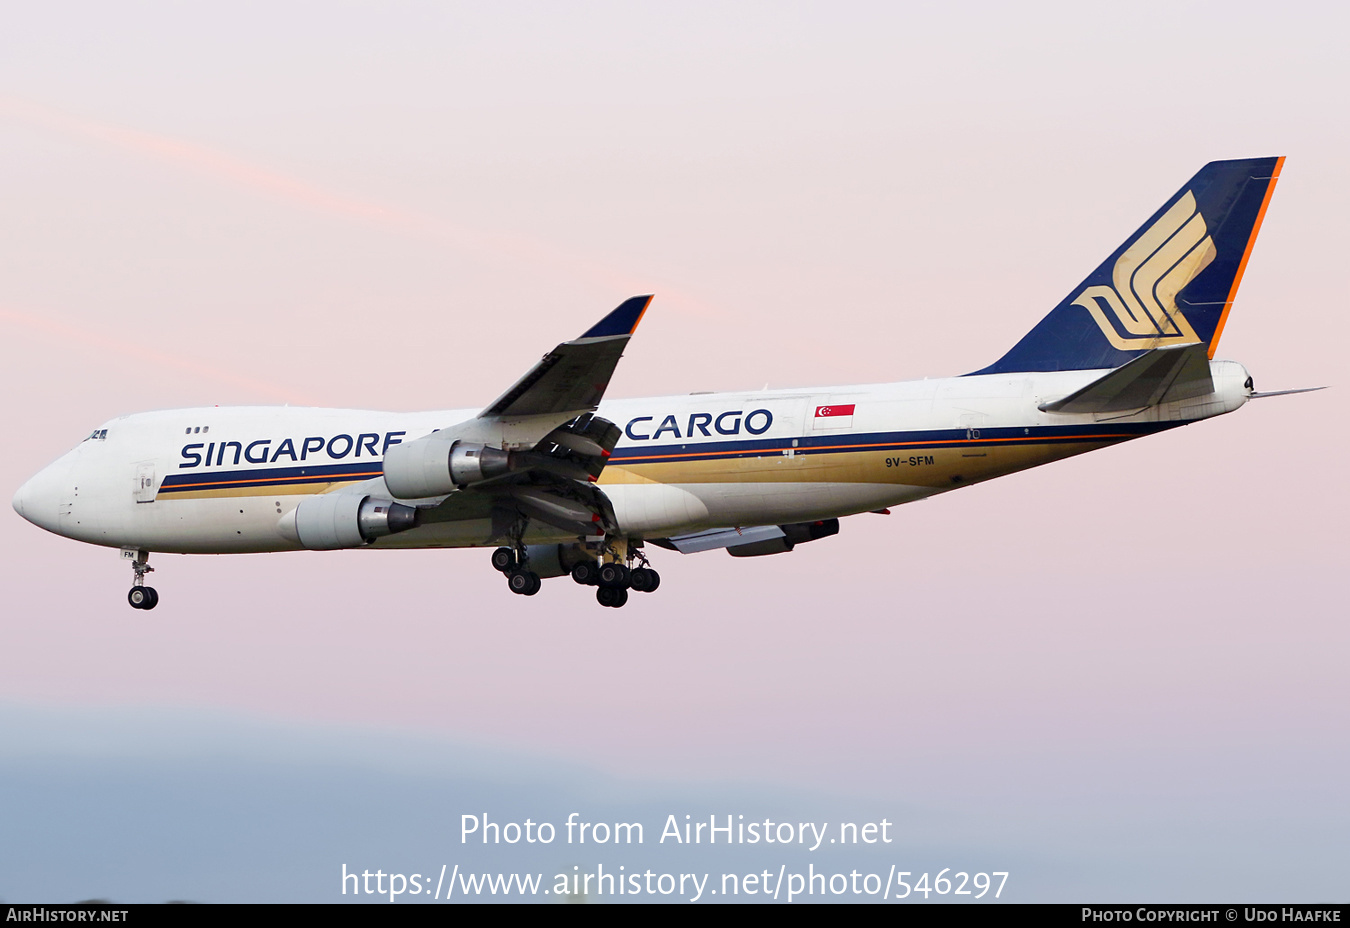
(972, 157, 1283, 375)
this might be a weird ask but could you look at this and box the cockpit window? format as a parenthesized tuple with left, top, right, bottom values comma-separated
(83, 428, 108, 442)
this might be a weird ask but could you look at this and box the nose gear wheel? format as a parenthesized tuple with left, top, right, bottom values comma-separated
(126, 550, 159, 610)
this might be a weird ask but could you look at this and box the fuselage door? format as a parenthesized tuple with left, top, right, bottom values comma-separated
(134, 463, 157, 503)
(958, 413, 988, 458)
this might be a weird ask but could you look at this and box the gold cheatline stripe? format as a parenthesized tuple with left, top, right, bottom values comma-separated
(615, 431, 1138, 463)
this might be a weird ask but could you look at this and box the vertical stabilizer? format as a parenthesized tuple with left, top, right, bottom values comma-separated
(972, 157, 1283, 375)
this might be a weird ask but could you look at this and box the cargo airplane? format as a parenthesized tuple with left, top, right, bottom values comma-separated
(13, 158, 1313, 609)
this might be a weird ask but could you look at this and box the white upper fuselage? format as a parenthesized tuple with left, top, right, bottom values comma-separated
(13, 362, 1251, 555)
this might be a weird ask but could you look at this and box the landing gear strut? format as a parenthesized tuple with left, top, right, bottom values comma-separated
(124, 549, 159, 610)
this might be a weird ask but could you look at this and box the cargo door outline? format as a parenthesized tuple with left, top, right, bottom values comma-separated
(134, 463, 157, 503)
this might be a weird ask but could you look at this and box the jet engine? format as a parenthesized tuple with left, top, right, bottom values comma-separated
(382, 423, 611, 501)
(283, 494, 418, 550)
(521, 543, 595, 579)
(382, 438, 512, 499)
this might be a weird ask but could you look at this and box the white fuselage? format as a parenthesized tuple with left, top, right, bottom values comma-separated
(13, 362, 1251, 555)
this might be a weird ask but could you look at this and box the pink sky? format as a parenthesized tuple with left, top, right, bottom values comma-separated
(1, 1, 1346, 897)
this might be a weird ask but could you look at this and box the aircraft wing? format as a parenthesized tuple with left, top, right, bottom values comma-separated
(453, 413, 624, 535)
(379, 297, 649, 539)
(480, 295, 652, 419)
(1038, 342, 1214, 414)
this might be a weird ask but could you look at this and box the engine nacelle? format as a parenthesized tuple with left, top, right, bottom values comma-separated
(283, 494, 417, 550)
(382, 438, 510, 499)
(522, 543, 594, 579)
(451, 442, 511, 486)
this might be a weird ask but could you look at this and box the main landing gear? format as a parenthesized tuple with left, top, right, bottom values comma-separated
(571, 547, 660, 609)
(490, 541, 661, 608)
(124, 549, 159, 610)
(575, 563, 662, 608)
(491, 546, 542, 596)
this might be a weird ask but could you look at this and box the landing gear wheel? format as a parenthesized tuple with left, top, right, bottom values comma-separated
(125, 549, 156, 609)
(491, 547, 517, 572)
(508, 570, 540, 595)
(629, 567, 660, 593)
(597, 562, 630, 588)
(571, 562, 599, 586)
(597, 586, 629, 608)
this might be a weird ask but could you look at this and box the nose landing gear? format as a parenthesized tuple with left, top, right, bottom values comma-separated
(123, 548, 159, 610)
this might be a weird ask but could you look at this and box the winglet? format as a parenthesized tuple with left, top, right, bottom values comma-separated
(479, 295, 654, 418)
(580, 295, 653, 339)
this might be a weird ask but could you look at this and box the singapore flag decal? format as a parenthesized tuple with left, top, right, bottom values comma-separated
(813, 404, 855, 429)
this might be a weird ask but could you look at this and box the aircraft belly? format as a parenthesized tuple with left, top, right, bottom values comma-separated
(115, 496, 305, 554)
(948, 438, 1120, 486)
(371, 519, 575, 549)
(605, 483, 710, 536)
(681, 482, 931, 528)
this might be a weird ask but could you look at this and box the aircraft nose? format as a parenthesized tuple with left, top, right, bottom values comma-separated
(12, 460, 69, 534)
(12, 478, 29, 519)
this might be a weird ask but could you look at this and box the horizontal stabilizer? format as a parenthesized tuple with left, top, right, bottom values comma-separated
(480, 296, 653, 418)
(1039, 343, 1213, 414)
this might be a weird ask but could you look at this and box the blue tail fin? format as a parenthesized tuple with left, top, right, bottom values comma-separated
(972, 157, 1284, 375)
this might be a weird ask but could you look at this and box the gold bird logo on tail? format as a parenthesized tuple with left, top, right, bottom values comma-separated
(1073, 191, 1214, 350)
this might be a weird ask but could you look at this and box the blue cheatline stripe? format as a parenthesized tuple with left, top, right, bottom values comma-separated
(607, 421, 1176, 466)
(158, 461, 383, 494)
(154, 421, 1178, 495)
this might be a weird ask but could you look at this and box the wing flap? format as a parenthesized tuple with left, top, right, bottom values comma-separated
(664, 525, 787, 554)
(656, 519, 842, 555)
